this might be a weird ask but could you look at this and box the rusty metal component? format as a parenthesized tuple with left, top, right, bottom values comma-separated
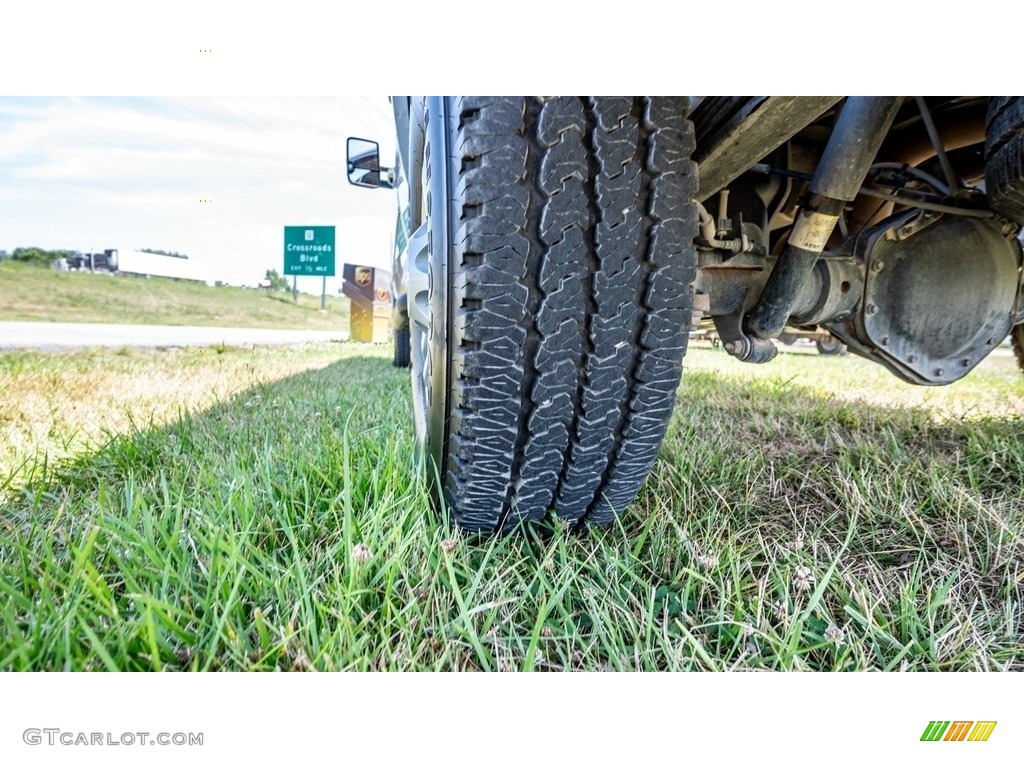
(695, 245, 777, 363)
(789, 258, 861, 326)
(696, 200, 754, 253)
(712, 308, 778, 363)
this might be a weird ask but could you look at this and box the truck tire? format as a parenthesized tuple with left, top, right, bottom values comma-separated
(815, 336, 847, 356)
(985, 97, 1024, 222)
(1012, 325, 1024, 374)
(393, 328, 411, 368)
(410, 97, 698, 533)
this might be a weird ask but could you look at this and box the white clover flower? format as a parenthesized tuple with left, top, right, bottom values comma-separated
(697, 553, 719, 570)
(440, 538, 458, 554)
(824, 624, 846, 646)
(773, 599, 787, 621)
(793, 565, 814, 592)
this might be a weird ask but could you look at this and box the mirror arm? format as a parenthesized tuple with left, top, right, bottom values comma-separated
(377, 167, 395, 190)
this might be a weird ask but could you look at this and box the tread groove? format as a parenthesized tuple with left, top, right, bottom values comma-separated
(548, 97, 644, 522)
(503, 98, 590, 528)
(579, 97, 654, 526)
(550, 98, 601, 518)
(496, 98, 548, 533)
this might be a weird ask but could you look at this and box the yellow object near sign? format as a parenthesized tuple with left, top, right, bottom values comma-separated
(341, 263, 392, 343)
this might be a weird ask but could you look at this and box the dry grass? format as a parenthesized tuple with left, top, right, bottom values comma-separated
(0, 261, 349, 330)
(0, 344, 348, 481)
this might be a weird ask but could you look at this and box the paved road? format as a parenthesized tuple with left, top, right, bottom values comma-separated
(0, 322, 348, 350)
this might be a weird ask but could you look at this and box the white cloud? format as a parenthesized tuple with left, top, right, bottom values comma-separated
(0, 96, 399, 288)
(16, 157, 95, 180)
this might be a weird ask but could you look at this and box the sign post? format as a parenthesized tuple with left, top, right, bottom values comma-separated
(283, 226, 336, 305)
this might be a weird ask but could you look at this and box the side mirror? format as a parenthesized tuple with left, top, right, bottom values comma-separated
(347, 137, 385, 188)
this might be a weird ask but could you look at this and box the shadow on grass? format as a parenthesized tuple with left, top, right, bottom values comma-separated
(0, 354, 437, 668)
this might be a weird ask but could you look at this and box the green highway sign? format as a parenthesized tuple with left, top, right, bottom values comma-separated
(284, 226, 336, 276)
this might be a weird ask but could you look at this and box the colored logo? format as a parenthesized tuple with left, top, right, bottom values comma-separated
(921, 721, 997, 742)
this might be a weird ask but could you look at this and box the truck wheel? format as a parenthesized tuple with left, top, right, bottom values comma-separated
(985, 97, 1024, 222)
(815, 336, 847, 356)
(408, 97, 698, 533)
(393, 328, 410, 368)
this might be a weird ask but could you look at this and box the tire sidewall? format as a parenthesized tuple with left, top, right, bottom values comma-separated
(414, 97, 453, 493)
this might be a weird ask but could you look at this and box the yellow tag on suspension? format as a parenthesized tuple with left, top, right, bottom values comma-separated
(789, 210, 840, 253)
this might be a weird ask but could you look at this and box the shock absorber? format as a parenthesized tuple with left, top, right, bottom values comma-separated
(746, 97, 903, 340)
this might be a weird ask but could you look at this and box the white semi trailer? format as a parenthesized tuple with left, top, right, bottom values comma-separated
(110, 249, 210, 284)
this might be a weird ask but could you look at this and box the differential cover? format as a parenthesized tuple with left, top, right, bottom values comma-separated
(859, 214, 1021, 385)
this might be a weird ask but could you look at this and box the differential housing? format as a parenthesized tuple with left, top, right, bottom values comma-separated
(830, 211, 1023, 385)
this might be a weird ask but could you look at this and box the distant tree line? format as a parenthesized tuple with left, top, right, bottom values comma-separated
(139, 248, 188, 259)
(264, 268, 290, 291)
(9, 247, 77, 266)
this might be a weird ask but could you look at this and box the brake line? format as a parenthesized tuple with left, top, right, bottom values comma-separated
(749, 163, 994, 218)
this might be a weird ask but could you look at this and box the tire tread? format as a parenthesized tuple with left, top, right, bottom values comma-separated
(985, 96, 1024, 222)
(393, 328, 411, 368)
(443, 97, 697, 532)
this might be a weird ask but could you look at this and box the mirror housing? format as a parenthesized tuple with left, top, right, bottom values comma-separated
(347, 137, 393, 189)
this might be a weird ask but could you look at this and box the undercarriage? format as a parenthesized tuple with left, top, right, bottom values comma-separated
(690, 96, 1022, 385)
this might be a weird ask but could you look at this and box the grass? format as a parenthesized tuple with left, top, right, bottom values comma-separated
(0, 261, 349, 330)
(0, 341, 1022, 670)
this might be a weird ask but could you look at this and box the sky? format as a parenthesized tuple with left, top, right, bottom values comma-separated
(0, 97, 399, 295)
